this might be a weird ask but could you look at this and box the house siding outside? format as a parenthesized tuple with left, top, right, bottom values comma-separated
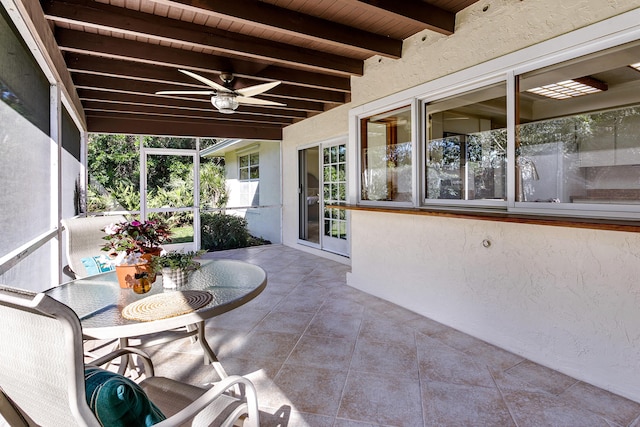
(221, 140, 282, 245)
(282, 1, 640, 402)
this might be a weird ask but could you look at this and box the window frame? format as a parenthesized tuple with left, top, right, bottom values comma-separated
(238, 151, 260, 182)
(421, 79, 509, 209)
(356, 98, 419, 207)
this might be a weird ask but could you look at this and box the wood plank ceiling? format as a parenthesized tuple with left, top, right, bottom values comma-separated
(41, 0, 480, 139)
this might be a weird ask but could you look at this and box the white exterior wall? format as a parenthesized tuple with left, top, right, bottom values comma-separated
(223, 140, 282, 244)
(347, 211, 640, 401)
(281, 0, 640, 401)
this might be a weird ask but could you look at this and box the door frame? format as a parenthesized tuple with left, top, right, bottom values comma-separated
(297, 144, 321, 248)
(297, 136, 350, 257)
(141, 146, 200, 252)
(320, 139, 349, 256)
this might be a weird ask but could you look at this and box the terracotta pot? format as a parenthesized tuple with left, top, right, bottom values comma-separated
(140, 247, 162, 262)
(115, 263, 154, 289)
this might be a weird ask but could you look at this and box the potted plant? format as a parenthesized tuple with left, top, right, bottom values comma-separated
(102, 219, 171, 258)
(152, 250, 205, 289)
(101, 219, 172, 288)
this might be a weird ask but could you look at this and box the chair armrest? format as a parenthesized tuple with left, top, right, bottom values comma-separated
(154, 375, 259, 427)
(86, 347, 155, 377)
(0, 388, 30, 427)
(62, 265, 77, 280)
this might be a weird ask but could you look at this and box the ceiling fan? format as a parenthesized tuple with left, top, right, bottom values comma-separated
(156, 69, 285, 114)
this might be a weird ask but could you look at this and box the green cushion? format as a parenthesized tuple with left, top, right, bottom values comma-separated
(81, 256, 115, 276)
(84, 367, 166, 427)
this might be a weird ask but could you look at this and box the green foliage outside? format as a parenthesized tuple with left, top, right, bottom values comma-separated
(87, 134, 140, 197)
(169, 225, 194, 244)
(87, 134, 266, 251)
(87, 134, 227, 218)
(201, 213, 270, 251)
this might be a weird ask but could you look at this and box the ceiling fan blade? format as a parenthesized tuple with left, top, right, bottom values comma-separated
(156, 90, 216, 95)
(236, 96, 286, 106)
(236, 81, 281, 97)
(178, 69, 230, 92)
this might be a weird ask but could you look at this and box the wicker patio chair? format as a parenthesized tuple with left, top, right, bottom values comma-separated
(0, 285, 260, 427)
(61, 215, 126, 280)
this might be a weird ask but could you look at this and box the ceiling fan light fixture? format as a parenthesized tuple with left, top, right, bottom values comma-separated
(212, 93, 239, 114)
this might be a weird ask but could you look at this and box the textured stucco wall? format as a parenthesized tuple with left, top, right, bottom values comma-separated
(222, 141, 282, 244)
(347, 211, 640, 401)
(281, 1, 640, 400)
(353, 0, 640, 106)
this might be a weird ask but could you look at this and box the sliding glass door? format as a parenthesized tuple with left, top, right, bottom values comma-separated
(298, 146, 320, 244)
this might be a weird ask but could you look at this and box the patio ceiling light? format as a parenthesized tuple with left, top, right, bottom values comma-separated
(526, 76, 607, 99)
(211, 92, 240, 114)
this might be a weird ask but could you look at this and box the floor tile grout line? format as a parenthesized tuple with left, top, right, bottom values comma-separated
(331, 299, 366, 422)
(269, 264, 355, 421)
(556, 380, 634, 427)
(216, 257, 308, 385)
(266, 277, 331, 385)
(627, 412, 640, 427)
(489, 367, 520, 427)
(414, 330, 429, 427)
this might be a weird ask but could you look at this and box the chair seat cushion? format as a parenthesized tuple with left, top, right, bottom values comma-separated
(81, 255, 115, 276)
(84, 366, 166, 427)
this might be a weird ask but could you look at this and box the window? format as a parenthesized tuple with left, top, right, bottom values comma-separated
(517, 41, 640, 209)
(360, 105, 412, 203)
(356, 38, 640, 220)
(239, 152, 259, 181)
(425, 83, 507, 204)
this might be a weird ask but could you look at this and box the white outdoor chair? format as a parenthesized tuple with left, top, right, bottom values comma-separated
(0, 285, 260, 427)
(61, 215, 126, 280)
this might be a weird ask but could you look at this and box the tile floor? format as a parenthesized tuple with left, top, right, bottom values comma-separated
(144, 245, 640, 427)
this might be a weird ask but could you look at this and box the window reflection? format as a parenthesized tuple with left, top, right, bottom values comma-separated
(425, 83, 507, 202)
(516, 106, 640, 204)
(360, 106, 412, 202)
(517, 41, 640, 205)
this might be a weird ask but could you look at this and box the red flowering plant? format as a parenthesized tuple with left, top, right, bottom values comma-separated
(102, 219, 172, 265)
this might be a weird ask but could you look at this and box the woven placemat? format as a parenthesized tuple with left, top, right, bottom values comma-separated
(122, 290, 213, 322)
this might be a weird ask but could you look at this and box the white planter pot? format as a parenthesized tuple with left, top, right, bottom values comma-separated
(162, 267, 189, 289)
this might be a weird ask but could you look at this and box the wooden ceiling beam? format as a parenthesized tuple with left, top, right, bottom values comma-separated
(86, 113, 284, 139)
(77, 89, 309, 119)
(55, 28, 351, 92)
(82, 101, 295, 125)
(71, 74, 326, 113)
(354, 0, 455, 35)
(43, 0, 362, 76)
(152, 0, 402, 59)
(65, 54, 346, 104)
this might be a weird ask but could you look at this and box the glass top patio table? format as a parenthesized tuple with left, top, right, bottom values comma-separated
(45, 259, 267, 341)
